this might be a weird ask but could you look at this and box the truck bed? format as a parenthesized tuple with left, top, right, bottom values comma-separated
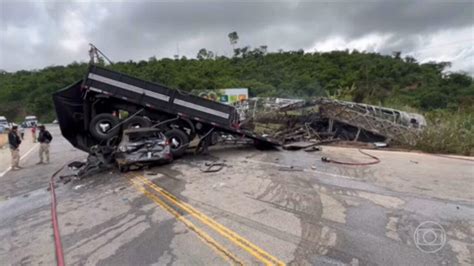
(84, 66, 239, 127)
(53, 67, 280, 152)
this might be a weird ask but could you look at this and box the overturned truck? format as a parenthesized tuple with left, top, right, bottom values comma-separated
(53, 65, 279, 172)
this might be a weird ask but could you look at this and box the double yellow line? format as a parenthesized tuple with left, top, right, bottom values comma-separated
(127, 174, 284, 266)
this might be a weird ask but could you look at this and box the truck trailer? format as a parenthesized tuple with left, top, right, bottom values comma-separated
(53, 65, 279, 164)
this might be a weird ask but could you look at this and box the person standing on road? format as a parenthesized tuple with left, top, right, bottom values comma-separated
(8, 125, 22, 170)
(31, 126, 37, 143)
(37, 125, 53, 164)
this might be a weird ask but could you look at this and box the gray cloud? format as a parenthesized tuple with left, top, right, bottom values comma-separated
(1, 0, 473, 73)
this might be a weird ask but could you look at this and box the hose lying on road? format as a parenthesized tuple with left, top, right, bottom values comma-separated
(321, 149, 380, 166)
(50, 164, 67, 266)
(199, 161, 226, 173)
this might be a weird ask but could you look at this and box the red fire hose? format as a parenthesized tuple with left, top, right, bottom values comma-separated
(50, 165, 67, 266)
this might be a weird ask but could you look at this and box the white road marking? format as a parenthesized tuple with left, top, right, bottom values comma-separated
(0, 144, 39, 177)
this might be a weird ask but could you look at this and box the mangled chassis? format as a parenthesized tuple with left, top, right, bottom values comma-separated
(316, 98, 424, 145)
(240, 97, 426, 145)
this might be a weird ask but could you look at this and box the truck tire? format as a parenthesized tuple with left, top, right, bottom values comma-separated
(89, 113, 120, 141)
(118, 164, 129, 173)
(123, 116, 151, 129)
(165, 129, 189, 158)
(210, 131, 220, 145)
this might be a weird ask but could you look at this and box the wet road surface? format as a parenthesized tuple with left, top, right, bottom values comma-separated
(0, 125, 473, 265)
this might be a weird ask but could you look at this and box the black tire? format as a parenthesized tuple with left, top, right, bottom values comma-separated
(123, 116, 151, 129)
(89, 113, 120, 141)
(106, 135, 121, 148)
(118, 164, 129, 173)
(210, 131, 220, 146)
(165, 129, 189, 158)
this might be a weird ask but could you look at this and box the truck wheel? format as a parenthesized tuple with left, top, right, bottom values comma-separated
(118, 163, 129, 173)
(89, 113, 120, 141)
(210, 131, 220, 145)
(165, 129, 189, 158)
(123, 116, 151, 129)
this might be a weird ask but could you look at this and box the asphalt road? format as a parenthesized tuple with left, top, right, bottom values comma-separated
(0, 125, 472, 265)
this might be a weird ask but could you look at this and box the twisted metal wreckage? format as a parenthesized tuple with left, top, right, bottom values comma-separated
(53, 57, 426, 176)
(235, 97, 426, 147)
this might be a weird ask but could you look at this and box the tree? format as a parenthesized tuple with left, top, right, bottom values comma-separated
(392, 51, 401, 59)
(197, 48, 214, 60)
(419, 91, 448, 110)
(240, 46, 250, 57)
(404, 56, 417, 64)
(228, 31, 239, 54)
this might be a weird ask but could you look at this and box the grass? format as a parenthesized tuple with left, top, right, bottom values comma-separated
(415, 109, 474, 156)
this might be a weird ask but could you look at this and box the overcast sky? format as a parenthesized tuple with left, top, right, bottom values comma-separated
(1, 0, 473, 74)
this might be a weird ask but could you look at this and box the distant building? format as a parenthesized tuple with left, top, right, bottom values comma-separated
(198, 88, 249, 105)
(218, 88, 248, 104)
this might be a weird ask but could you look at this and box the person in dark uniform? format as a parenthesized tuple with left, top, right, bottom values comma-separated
(8, 125, 22, 170)
(37, 125, 53, 164)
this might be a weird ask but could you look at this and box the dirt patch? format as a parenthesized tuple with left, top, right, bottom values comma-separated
(0, 134, 7, 147)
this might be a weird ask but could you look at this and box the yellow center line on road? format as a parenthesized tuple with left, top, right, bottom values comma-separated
(133, 174, 285, 266)
(127, 176, 244, 266)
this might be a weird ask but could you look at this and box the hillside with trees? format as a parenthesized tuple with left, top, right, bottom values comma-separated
(1, 48, 472, 122)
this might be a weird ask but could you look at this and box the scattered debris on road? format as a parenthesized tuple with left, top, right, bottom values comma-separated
(321, 149, 381, 166)
(304, 146, 321, 152)
(278, 166, 304, 172)
(73, 185, 85, 190)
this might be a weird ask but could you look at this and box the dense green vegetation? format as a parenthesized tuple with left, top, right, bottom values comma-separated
(415, 109, 473, 155)
(1, 48, 472, 121)
(0, 47, 472, 154)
